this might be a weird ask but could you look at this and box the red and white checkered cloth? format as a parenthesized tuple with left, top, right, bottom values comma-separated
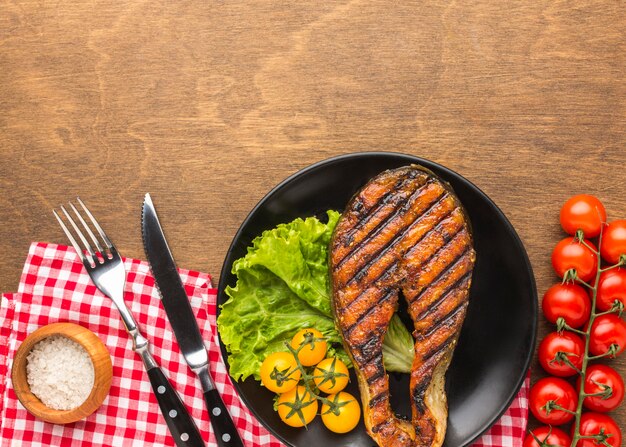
(0, 242, 529, 446)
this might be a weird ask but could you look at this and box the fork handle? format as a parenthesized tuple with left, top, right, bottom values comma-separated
(146, 366, 205, 447)
(123, 316, 204, 445)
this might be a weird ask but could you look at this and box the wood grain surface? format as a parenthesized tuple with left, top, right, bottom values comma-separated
(1, 0, 625, 436)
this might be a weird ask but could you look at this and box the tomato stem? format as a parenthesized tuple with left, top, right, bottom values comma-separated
(562, 269, 581, 285)
(549, 351, 582, 374)
(587, 344, 619, 360)
(578, 430, 615, 447)
(583, 379, 613, 399)
(594, 306, 622, 317)
(600, 263, 622, 273)
(284, 340, 337, 409)
(530, 426, 569, 447)
(578, 237, 600, 255)
(541, 400, 577, 416)
(277, 386, 317, 428)
(556, 318, 586, 336)
(573, 276, 594, 290)
(569, 229, 607, 447)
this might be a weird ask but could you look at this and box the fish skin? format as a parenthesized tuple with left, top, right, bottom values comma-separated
(330, 165, 476, 447)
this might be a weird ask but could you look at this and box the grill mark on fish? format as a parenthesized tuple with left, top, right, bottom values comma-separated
(409, 247, 471, 304)
(341, 174, 428, 246)
(410, 350, 446, 415)
(403, 220, 464, 270)
(420, 302, 468, 340)
(336, 174, 426, 257)
(346, 198, 454, 289)
(369, 391, 388, 408)
(352, 335, 385, 364)
(402, 206, 462, 255)
(412, 272, 472, 322)
(338, 191, 450, 289)
(412, 378, 430, 414)
(423, 335, 455, 362)
(344, 289, 396, 337)
(338, 266, 399, 322)
(372, 420, 393, 434)
(334, 185, 446, 275)
(367, 365, 386, 384)
(340, 207, 458, 314)
(342, 227, 467, 334)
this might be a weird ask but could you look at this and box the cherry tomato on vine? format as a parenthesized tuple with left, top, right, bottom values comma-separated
(542, 283, 591, 328)
(260, 351, 301, 393)
(588, 314, 626, 357)
(601, 220, 626, 266)
(560, 194, 607, 238)
(291, 328, 328, 366)
(277, 385, 318, 428)
(320, 391, 361, 434)
(597, 269, 626, 312)
(524, 426, 571, 447)
(552, 237, 598, 282)
(538, 331, 584, 377)
(577, 364, 625, 413)
(574, 412, 622, 447)
(529, 377, 578, 425)
(313, 357, 350, 394)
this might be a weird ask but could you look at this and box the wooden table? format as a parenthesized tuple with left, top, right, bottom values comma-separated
(1, 0, 624, 437)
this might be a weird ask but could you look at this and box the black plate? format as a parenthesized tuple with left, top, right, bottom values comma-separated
(217, 152, 537, 447)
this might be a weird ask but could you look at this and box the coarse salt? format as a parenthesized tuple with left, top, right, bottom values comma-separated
(26, 335, 95, 410)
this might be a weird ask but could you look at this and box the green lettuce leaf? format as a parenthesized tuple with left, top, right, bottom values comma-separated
(217, 210, 414, 382)
(383, 314, 415, 373)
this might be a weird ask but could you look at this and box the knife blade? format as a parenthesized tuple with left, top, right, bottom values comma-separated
(142, 193, 244, 447)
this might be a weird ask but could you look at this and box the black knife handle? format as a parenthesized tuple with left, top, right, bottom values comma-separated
(147, 367, 205, 447)
(204, 389, 244, 447)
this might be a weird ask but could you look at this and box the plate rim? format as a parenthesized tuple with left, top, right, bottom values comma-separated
(217, 151, 538, 447)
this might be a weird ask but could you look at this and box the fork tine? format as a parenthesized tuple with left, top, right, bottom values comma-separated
(69, 202, 105, 254)
(60, 205, 97, 265)
(77, 197, 114, 251)
(53, 209, 88, 264)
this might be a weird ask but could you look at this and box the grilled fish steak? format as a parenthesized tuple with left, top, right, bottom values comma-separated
(330, 165, 476, 447)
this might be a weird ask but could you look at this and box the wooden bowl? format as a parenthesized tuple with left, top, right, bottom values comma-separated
(11, 322, 113, 424)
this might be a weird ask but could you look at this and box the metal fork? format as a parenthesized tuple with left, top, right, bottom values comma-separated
(54, 198, 205, 447)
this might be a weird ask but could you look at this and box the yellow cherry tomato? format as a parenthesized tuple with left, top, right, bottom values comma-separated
(277, 386, 318, 428)
(259, 352, 301, 394)
(321, 392, 361, 434)
(313, 357, 350, 394)
(290, 328, 327, 366)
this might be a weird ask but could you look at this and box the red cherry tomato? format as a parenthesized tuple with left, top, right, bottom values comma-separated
(524, 426, 571, 447)
(529, 377, 578, 425)
(552, 237, 598, 282)
(597, 268, 626, 312)
(538, 331, 584, 377)
(560, 194, 607, 238)
(574, 412, 622, 447)
(542, 283, 591, 328)
(601, 220, 626, 265)
(588, 314, 626, 357)
(578, 364, 625, 412)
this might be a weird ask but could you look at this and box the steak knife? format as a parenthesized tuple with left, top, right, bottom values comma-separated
(142, 193, 244, 447)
